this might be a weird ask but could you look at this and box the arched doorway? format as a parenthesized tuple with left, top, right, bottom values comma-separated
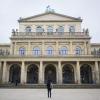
(45, 64, 56, 84)
(27, 64, 38, 84)
(81, 64, 93, 84)
(9, 64, 21, 83)
(63, 64, 74, 84)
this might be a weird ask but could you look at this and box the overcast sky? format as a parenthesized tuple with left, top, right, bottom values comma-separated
(0, 0, 100, 43)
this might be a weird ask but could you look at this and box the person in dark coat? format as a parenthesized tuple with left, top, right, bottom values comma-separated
(46, 80, 53, 98)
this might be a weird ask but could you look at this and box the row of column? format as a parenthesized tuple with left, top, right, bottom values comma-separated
(0, 61, 100, 84)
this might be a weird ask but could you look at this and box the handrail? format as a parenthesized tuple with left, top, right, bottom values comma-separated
(11, 32, 89, 37)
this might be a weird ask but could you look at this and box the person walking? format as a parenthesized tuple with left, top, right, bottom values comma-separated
(46, 80, 53, 98)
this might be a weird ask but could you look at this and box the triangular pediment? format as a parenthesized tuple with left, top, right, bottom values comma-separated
(19, 12, 82, 22)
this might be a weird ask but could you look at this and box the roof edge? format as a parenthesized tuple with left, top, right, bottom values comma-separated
(18, 12, 82, 22)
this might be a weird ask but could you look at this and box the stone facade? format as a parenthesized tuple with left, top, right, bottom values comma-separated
(0, 11, 100, 85)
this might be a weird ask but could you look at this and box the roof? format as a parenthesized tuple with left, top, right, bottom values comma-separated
(0, 43, 10, 47)
(91, 43, 100, 46)
(18, 12, 82, 22)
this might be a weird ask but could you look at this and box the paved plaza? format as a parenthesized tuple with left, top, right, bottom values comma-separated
(0, 89, 100, 100)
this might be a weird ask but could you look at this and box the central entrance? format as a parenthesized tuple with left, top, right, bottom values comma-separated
(27, 64, 38, 84)
(45, 64, 56, 84)
(63, 64, 74, 84)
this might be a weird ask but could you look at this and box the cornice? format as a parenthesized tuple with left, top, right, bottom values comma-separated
(19, 20, 82, 23)
(18, 12, 82, 22)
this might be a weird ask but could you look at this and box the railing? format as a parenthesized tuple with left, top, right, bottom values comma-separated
(11, 32, 90, 38)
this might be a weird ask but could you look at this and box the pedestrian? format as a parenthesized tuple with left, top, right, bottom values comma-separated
(15, 79, 18, 86)
(46, 79, 53, 98)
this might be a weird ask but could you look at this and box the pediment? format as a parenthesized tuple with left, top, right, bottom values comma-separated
(19, 12, 82, 22)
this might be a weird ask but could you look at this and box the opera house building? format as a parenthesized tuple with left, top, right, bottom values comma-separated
(0, 9, 100, 86)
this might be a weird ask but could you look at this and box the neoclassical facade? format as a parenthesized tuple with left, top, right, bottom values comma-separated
(0, 9, 100, 85)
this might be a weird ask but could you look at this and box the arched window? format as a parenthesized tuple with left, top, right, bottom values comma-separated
(33, 47, 41, 56)
(47, 26, 53, 33)
(19, 47, 25, 56)
(57, 26, 64, 34)
(75, 46, 82, 55)
(69, 26, 75, 33)
(46, 47, 53, 56)
(25, 26, 31, 32)
(59, 47, 68, 55)
(36, 26, 44, 33)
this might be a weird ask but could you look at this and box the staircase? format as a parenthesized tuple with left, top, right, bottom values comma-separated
(0, 84, 100, 89)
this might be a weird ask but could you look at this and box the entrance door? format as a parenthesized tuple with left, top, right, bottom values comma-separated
(27, 64, 38, 84)
(45, 64, 56, 84)
(81, 64, 93, 84)
(63, 64, 74, 84)
(9, 64, 21, 83)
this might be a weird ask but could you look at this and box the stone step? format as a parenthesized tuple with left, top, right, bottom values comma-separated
(0, 84, 100, 89)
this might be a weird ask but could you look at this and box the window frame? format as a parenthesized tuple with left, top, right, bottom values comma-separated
(25, 26, 32, 32)
(36, 26, 44, 33)
(59, 47, 68, 56)
(75, 46, 82, 55)
(33, 47, 41, 56)
(69, 26, 75, 33)
(19, 47, 25, 56)
(47, 26, 53, 33)
(46, 46, 54, 56)
(57, 26, 64, 34)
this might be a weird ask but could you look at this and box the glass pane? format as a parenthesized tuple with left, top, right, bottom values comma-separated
(33, 47, 41, 56)
(47, 47, 53, 56)
(19, 48, 25, 56)
(60, 47, 68, 55)
(25, 27, 31, 32)
(69, 26, 75, 32)
(57, 26, 64, 33)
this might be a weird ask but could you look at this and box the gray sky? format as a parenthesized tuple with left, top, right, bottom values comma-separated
(0, 0, 100, 43)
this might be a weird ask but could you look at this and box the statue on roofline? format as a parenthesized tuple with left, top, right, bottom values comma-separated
(45, 5, 55, 13)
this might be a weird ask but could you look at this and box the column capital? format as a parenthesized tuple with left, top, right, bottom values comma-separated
(76, 61, 80, 65)
(22, 61, 25, 64)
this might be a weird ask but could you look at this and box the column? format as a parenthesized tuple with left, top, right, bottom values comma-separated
(95, 61, 100, 84)
(56, 41, 59, 56)
(76, 61, 81, 84)
(0, 61, 2, 82)
(39, 61, 44, 84)
(2, 61, 7, 83)
(21, 61, 26, 84)
(42, 41, 44, 56)
(84, 42, 87, 55)
(70, 41, 73, 55)
(58, 61, 62, 84)
(87, 41, 91, 55)
(10, 42, 13, 55)
(28, 42, 31, 56)
(14, 42, 16, 55)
